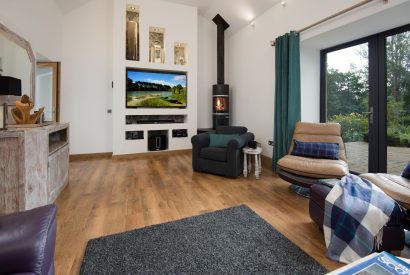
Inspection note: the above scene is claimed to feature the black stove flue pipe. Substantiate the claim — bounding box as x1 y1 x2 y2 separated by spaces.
212 14 230 129
212 14 230 85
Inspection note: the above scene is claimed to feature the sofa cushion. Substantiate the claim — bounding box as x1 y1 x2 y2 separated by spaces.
360 173 410 209
278 155 349 179
402 161 410 179
291 140 339 160
209 133 238 148
200 147 227 162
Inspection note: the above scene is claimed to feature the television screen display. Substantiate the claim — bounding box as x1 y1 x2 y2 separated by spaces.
126 68 187 108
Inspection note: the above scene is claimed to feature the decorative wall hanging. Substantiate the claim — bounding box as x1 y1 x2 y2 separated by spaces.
126 4 140 61
149 27 165 64
174 42 187 65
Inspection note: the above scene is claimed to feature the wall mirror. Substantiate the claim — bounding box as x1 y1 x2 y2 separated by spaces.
0 23 35 104
35 62 60 122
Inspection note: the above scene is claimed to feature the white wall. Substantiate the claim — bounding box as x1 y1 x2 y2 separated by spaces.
112 0 198 155
300 45 320 123
0 0 62 60
197 16 216 129
61 0 113 154
226 0 409 158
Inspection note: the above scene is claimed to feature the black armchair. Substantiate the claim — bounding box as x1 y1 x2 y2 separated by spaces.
191 126 255 178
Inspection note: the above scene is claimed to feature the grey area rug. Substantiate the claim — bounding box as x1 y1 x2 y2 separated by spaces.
80 205 326 274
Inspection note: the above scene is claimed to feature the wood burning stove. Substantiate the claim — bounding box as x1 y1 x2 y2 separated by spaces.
212 14 230 129
213 96 229 113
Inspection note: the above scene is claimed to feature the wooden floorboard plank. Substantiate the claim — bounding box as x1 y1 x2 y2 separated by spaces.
54 151 345 275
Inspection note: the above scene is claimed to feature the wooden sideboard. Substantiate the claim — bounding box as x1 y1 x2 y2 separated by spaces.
0 123 69 214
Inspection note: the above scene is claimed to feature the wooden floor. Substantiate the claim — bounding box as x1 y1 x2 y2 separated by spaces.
55 151 345 274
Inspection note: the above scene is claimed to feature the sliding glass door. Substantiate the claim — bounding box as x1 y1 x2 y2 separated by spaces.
323 42 370 173
385 30 410 174
321 24 410 174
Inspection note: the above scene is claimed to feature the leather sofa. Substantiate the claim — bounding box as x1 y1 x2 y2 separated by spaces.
191 126 255 178
0 204 57 275
309 184 405 252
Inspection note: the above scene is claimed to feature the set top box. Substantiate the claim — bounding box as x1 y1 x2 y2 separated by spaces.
126 68 187 109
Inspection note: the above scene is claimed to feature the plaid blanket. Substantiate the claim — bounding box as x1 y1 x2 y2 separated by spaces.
323 174 400 264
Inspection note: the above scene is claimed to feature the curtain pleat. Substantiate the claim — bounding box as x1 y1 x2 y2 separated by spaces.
272 31 301 172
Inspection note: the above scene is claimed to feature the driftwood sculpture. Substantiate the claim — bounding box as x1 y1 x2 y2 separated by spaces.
11 95 44 124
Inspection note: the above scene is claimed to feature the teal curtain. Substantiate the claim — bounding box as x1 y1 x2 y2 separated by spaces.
272 31 301 172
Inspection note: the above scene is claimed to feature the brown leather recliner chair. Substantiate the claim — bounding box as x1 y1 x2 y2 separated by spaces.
277 122 349 188
361 173 410 232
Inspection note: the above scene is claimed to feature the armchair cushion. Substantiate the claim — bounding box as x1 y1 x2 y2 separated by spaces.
200 147 227 162
209 133 239 148
278 155 349 179
360 173 410 209
291 140 339 160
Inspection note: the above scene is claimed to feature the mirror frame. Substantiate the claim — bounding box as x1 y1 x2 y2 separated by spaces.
0 22 36 103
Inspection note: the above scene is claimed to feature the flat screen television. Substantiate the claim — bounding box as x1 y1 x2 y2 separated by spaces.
126 68 187 108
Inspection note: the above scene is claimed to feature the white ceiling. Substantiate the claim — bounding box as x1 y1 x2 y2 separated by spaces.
162 0 281 35
53 0 281 35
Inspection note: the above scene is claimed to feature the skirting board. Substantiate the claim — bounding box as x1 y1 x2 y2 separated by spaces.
70 150 273 171
112 149 192 160
261 155 273 170
70 152 113 161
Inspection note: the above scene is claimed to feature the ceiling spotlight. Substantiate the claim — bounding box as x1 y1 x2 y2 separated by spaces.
250 22 255 28
130 6 136 10
281 1 287 6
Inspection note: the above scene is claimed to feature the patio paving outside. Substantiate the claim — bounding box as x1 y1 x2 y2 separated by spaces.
345 141 409 175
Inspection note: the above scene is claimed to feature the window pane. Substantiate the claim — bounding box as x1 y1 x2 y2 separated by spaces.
326 43 369 173
386 30 410 175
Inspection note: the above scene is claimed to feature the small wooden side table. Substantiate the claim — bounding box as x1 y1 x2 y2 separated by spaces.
242 146 262 179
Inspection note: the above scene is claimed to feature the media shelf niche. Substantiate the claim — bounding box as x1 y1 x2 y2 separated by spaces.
148 130 168 151
49 126 68 154
172 129 188 138
126 115 187 125
125 131 144 140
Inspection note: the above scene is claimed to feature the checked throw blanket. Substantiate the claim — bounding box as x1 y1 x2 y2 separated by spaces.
324 174 400 264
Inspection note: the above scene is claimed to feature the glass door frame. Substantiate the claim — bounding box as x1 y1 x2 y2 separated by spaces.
320 23 410 173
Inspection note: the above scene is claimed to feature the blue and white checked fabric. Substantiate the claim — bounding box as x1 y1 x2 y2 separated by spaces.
402 161 410 179
291 140 339 160
324 174 400 264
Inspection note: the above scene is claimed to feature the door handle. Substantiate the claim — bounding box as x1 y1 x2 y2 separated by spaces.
362 107 373 124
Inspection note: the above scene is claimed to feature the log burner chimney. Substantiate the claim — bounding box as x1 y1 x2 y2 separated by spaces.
212 14 230 129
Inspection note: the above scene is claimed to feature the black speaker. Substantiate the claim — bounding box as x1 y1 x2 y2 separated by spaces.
148 130 168 151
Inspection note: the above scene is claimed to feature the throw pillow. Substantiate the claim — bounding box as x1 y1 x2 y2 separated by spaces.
402 161 410 179
209 133 239 148
291 140 340 160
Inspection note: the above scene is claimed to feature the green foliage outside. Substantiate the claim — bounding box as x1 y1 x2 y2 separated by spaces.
329 113 368 142
326 31 410 147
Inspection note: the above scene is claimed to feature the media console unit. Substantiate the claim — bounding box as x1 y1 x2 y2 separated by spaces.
0 123 69 214
121 114 191 154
